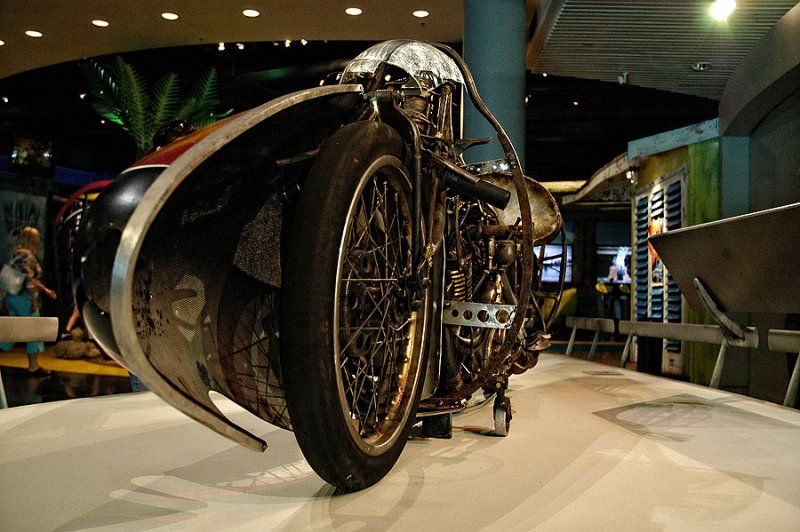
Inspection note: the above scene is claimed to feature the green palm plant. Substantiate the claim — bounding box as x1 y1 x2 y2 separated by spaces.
79 56 233 158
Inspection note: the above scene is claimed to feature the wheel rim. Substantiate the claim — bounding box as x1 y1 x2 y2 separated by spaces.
333 154 424 456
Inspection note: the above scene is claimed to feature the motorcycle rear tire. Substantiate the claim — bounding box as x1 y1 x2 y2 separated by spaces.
281 121 430 491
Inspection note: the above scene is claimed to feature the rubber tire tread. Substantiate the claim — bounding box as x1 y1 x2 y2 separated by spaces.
280 121 422 491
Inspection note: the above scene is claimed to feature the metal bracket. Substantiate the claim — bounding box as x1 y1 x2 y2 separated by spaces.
693 277 747 343
442 300 516 329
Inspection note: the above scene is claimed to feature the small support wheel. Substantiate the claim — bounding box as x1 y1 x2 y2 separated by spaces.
493 396 512 436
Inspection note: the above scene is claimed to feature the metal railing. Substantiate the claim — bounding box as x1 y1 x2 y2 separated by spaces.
563 316 799 407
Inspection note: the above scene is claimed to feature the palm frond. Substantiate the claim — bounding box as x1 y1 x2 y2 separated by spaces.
78 58 234 160
151 72 180 129
78 60 126 127
113 57 151 155
174 68 220 123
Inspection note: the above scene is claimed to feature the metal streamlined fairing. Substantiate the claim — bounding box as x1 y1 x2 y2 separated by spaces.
75 40 565 491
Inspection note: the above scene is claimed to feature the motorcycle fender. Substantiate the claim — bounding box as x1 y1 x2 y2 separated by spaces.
105 84 365 452
483 173 563 244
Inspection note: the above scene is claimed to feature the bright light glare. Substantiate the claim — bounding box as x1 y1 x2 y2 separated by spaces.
242 9 260 18
161 12 179 21
0 40 5 46
345 7 363 16
710 0 736 21
412 10 430 18
25 30 43 38
92 19 110 27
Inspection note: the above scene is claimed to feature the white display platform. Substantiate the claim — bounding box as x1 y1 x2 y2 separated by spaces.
2 354 799 531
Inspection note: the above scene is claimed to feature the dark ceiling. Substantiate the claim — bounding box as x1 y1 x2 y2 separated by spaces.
1 1 793 189
0 39 718 183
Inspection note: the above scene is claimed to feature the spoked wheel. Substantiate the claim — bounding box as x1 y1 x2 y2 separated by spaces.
281 121 431 491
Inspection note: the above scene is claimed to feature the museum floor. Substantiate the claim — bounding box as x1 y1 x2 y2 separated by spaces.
2 353 799 531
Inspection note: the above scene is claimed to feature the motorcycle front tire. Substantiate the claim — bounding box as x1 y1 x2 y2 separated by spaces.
281 121 431 491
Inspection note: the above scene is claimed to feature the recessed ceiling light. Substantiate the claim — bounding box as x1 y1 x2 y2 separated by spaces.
0 40 5 46
242 9 260 18
91 19 110 28
25 30 43 38
218 42 225 51
412 10 430 18
345 7 363 16
710 0 736 21
572 101 580 106
161 12 179 21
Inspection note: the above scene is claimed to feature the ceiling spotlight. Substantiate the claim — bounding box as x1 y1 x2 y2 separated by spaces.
25 30 43 38
242 9 260 18
0 40 5 46
301 39 308 46
412 10 430 18
218 42 225 51
542 73 548 78
345 7 363 16
284 39 292 47
236 43 245 50
691 61 713 72
2 96 9 103
710 0 736 21
161 12 179 21
572 101 580 106
79 93 86 100
91 19 110 28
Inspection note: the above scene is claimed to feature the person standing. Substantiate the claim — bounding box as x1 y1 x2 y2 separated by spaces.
0 226 57 374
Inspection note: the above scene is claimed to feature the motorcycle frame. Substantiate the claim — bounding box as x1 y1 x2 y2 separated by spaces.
358 43 540 399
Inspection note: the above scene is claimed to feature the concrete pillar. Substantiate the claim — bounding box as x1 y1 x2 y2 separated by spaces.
463 0 527 169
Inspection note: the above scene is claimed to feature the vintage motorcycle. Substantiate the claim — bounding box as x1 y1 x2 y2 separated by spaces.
74 40 565 491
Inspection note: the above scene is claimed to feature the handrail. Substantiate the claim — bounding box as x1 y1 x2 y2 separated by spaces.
0 317 59 343
618 320 758 347
564 316 616 361
562 316 797 407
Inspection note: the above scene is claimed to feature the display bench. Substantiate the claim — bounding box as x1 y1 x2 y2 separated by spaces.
2 354 799 530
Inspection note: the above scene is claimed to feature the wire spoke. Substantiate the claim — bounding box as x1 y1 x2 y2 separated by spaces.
336 170 415 439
